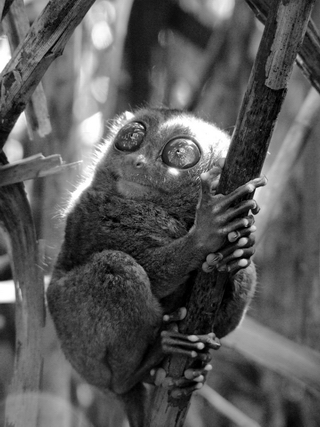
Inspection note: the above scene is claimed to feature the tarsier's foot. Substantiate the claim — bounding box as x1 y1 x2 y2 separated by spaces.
151 360 213 398
161 330 220 359
150 308 220 397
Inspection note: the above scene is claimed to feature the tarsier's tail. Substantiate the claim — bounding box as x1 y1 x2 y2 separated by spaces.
121 383 148 427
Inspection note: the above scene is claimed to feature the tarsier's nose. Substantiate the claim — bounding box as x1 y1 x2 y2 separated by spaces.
126 153 147 169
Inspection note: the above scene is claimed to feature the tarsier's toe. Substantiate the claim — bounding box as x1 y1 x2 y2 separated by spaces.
163 307 187 323
161 330 220 359
151 362 213 397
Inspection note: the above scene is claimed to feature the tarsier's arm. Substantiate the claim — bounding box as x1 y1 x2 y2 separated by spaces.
138 166 265 301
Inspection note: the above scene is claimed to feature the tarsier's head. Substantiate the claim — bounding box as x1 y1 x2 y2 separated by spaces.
91 108 230 210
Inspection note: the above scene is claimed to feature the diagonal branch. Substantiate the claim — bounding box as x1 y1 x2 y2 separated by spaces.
148 1 316 426
2 0 52 137
0 0 96 149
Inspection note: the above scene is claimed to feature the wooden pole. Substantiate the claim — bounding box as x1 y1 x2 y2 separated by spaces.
148 1 315 426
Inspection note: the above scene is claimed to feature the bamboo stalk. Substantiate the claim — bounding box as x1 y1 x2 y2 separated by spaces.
1 182 45 427
2 0 52 137
198 385 261 427
149 1 316 426
223 316 320 395
0 153 81 186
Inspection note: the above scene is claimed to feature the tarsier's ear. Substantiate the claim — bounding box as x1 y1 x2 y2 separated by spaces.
114 111 135 127
106 111 135 140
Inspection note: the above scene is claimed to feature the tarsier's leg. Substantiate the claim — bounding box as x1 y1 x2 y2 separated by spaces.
47 250 164 394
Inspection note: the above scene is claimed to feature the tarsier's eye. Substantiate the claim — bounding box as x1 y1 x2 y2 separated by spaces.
162 138 201 169
114 122 146 152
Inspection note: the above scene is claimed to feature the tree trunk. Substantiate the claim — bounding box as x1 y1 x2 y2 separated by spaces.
148 1 316 426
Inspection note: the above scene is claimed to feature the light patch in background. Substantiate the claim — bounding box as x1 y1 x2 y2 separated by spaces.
209 0 235 21
2 393 93 427
0 277 51 303
91 21 113 50
91 76 110 104
0 282 15 304
0 36 10 72
79 112 104 147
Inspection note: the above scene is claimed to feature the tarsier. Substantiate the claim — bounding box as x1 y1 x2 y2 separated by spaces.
47 107 266 427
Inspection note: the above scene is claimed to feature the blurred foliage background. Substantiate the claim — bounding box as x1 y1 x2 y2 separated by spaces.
1 0 320 426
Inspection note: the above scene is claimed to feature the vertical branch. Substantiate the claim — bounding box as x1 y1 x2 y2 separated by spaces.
149 1 315 426
0 182 45 427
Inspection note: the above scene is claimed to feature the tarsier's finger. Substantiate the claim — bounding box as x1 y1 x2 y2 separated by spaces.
221 258 251 275
187 332 221 350
170 382 203 399
161 330 219 359
217 157 226 169
222 215 255 236
251 200 261 215
151 367 167 386
163 307 187 323
224 200 259 222
217 248 255 270
221 235 256 258
228 224 256 243
152 361 213 390
184 363 212 381
202 236 255 273
200 172 220 194
218 176 267 209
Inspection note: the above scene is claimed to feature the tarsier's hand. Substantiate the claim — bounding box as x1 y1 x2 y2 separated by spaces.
194 158 266 269
202 224 257 275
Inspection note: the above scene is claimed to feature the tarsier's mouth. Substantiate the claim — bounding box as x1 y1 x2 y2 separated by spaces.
116 178 158 199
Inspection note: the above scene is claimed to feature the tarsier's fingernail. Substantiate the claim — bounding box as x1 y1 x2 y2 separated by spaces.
188 335 199 342
233 249 243 258
207 253 222 264
238 259 249 267
229 231 239 241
